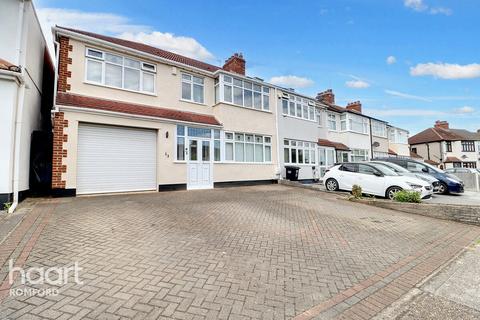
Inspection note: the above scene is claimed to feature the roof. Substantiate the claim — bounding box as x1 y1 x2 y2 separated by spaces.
410 151 423 159
444 156 462 163
409 127 480 145
317 139 350 151
56 26 221 73
56 93 221 126
388 148 397 155
323 101 385 122
0 58 20 72
424 159 439 166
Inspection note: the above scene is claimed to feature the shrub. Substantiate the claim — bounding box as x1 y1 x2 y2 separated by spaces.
351 185 362 199
393 190 421 203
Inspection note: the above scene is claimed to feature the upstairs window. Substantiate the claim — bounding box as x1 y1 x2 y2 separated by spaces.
445 141 452 152
280 94 316 121
328 113 337 130
462 141 475 152
181 73 204 103
220 75 270 111
348 114 369 134
372 120 387 138
85 48 156 94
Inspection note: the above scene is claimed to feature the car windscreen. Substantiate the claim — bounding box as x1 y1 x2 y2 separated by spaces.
370 163 399 176
373 162 409 173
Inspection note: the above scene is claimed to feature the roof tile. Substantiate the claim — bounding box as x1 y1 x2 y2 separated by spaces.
56 93 221 126
317 139 350 151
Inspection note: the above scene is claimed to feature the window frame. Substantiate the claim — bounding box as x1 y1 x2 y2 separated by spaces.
84 47 156 95
283 139 317 165
224 131 272 164
372 120 387 138
280 94 317 122
461 140 475 152
445 141 452 152
181 73 205 104
218 74 271 112
327 113 338 131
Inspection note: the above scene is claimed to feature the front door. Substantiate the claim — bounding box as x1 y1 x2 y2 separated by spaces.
187 138 213 189
319 147 336 177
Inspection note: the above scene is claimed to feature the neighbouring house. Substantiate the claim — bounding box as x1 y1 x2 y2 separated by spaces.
387 125 410 157
0 0 54 210
51 27 279 196
316 90 391 163
409 121 480 169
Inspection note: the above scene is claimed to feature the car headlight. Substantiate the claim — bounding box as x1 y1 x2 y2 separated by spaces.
407 182 423 189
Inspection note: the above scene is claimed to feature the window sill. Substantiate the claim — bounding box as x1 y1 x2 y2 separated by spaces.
83 81 157 97
214 101 272 114
281 114 317 123
180 99 207 106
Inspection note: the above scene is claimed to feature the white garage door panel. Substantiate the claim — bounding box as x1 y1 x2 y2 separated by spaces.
77 124 157 194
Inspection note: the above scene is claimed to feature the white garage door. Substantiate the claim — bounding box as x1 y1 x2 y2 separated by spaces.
77 123 157 195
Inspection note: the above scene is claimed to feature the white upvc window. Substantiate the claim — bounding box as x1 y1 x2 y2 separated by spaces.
280 94 316 122
340 114 347 131
388 128 409 144
85 48 156 94
348 114 369 134
372 120 387 138
351 149 369 162
328 113 337 130
224 132 272 163
175 125 221 162
181 73 204 103
283 139 317 165
220 74 270 111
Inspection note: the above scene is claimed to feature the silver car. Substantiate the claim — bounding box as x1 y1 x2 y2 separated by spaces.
370 161 440 192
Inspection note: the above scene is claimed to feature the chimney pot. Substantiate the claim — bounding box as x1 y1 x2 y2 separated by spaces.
316 89 335 104
223 53 245 75
434 120 449 129
346 101 362 113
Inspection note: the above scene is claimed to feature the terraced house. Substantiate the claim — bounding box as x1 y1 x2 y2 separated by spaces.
51 27 412 195
51 27 279 196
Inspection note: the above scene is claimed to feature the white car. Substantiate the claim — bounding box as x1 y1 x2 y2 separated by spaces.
324 162 434 199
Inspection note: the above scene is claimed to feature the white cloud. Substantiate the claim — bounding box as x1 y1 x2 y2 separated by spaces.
404 0 427 12
345 80 370 89
366 108 444 117
385 89 432 102
119 32 214 61
37 8 215 61
386 56 397 65
404 0 452 15
454 106 475 114
410 63 480 79
429 7 452 16
269 75 314 88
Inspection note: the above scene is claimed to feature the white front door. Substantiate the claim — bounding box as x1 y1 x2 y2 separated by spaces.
187 138 213 189
319 147 336 177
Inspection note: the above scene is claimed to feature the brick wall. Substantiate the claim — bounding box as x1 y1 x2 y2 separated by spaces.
52 112 68 189
57 36 72 92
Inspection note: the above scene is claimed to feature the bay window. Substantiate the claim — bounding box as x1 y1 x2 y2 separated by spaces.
219 74 270 111
283 139 316 165
85 48 156 94
225 132 272 163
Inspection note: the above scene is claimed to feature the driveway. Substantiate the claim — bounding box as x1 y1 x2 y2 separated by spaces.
0 185 479 320
428 191 480 206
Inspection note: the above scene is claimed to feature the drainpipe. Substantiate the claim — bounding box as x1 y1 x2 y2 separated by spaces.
426 143 431 160
51 40 60 113
369 119 373 159
9 0 27 213
274 88 282 180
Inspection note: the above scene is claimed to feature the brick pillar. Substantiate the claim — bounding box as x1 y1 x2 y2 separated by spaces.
58 36 72 92
52 112 68 189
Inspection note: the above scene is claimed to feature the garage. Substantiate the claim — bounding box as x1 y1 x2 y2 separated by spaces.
77 123 157 195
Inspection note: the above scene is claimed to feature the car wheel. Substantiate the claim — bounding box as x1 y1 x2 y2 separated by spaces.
325 178 339 191
438 182 449 194
386 186 402 200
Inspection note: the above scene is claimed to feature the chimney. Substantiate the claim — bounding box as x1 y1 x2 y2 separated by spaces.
434 120 449 129
222 53 245 75
316 89 335 104
346 101 362 113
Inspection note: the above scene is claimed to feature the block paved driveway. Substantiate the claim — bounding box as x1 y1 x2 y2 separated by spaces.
0 185 479 320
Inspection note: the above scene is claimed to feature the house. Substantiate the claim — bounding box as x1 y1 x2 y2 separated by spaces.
387 125 410 157
409 121 480 169
316 90 391 163
0 0 54 210
51 27 279 196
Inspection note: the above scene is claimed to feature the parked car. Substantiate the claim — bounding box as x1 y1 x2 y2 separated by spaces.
324 162 433 200
370 161 440 192
374 158 464 194
445 168 480 174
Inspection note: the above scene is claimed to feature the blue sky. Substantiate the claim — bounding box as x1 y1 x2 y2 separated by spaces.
35 0 480 134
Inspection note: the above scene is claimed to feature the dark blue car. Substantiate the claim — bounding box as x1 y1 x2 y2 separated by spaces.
373 158 464 194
